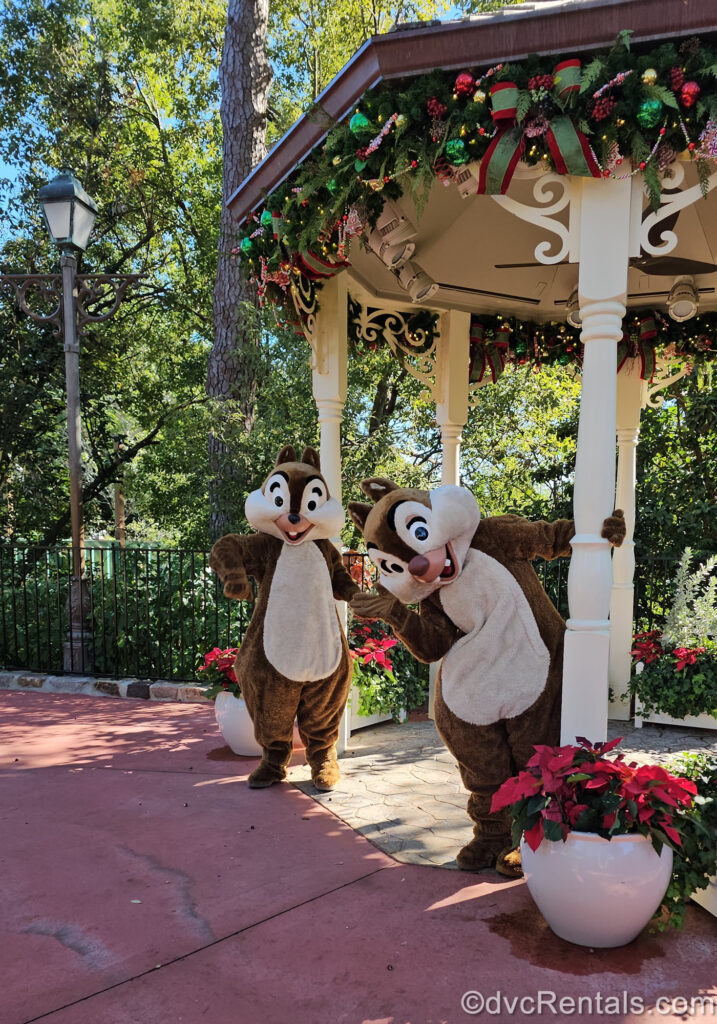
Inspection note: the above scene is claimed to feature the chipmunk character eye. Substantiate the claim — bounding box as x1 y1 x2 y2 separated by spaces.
266 472 290 510
407 516 429 543
301 478 327 516
366 545 405 575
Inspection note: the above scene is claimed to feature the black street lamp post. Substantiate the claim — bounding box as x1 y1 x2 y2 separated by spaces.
1 169 140 671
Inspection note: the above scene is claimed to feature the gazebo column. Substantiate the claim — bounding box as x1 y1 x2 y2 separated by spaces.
429 309 471 716
436 309 471 484
561 177 631 745
310 274 350 750
609 359 644 721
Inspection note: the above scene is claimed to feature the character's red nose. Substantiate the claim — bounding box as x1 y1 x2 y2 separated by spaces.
408 554 430 577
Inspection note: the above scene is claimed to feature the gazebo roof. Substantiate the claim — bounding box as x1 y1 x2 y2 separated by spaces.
228 0 717 226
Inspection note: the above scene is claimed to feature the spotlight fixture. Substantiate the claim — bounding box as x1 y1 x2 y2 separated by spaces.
368 202 417 270
566 286 581 329
667 276 699 322
397 260 439 303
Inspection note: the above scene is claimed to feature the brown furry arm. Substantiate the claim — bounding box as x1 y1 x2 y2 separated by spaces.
483 514 575 561
324 543 361 603
208 534 266 601
349 589 458 663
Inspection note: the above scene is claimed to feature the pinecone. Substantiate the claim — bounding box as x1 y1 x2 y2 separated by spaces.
670 66 685 92
592 95 616 121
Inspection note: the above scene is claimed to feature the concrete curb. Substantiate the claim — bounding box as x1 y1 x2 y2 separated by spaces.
0 670 212 704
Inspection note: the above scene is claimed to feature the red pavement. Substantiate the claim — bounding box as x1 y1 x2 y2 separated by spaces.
1 691 715 1024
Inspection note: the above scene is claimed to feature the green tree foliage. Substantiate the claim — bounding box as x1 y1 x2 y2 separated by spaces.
0 0 225 543
636 367 717 559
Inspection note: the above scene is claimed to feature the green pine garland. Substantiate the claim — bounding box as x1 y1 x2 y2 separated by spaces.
238 33 717 290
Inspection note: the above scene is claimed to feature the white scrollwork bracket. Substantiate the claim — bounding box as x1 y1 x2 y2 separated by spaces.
644 355 691 409
640 162 717 257
349 297 440 391
289 273 324 372
492 173 574 264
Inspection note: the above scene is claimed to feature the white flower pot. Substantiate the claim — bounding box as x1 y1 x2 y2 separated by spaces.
214 692 262 756
520 831 673 948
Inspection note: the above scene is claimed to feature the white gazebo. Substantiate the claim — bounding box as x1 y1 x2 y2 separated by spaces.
227 0 717 748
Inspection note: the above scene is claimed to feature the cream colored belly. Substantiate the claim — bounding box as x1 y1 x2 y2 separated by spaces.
263 543 343 682
438 548 550 725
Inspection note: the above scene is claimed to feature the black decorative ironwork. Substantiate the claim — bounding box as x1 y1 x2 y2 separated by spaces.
0 272 142 335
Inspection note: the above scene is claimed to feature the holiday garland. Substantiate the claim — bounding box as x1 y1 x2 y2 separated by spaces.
236 32 717 307
347 302 715 380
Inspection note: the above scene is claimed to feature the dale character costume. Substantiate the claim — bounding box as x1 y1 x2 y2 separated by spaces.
209 445 358 791
348 479 625 875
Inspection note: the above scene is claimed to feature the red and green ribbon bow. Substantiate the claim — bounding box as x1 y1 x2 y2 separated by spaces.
295 249 350 281
617 316 658 381
469 322 508 384
477 59 601 195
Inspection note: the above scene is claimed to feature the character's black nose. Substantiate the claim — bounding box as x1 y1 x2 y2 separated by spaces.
287 513 301 525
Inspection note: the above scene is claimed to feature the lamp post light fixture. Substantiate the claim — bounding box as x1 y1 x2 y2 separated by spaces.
0 169 140 671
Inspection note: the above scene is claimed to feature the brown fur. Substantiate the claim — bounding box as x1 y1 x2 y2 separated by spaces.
349 483 625 871
210 449 358 788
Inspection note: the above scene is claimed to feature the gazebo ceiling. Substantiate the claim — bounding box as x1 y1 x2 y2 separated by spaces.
346 161 717 320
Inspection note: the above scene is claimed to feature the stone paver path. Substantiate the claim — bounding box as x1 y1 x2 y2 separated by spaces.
289 716 717 868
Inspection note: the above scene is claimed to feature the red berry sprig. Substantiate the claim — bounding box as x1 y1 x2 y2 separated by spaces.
592 95 616 121
670 66 686 92
427 97 447 120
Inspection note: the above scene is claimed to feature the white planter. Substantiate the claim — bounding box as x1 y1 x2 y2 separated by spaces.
214 692 262 756
348 683 405 732
692 875 717 918
520 831 673 948
634 703 717 731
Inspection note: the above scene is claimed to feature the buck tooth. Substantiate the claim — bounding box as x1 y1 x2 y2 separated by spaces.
444 558 450 566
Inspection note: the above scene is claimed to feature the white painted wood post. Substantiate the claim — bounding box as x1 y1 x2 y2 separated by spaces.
311 275 350 752
561 177 631 745
609 358 644 721
429 310 471 717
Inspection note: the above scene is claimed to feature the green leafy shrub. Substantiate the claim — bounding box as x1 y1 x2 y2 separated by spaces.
629 549 717 720
660 752 717 929
349 617 428 721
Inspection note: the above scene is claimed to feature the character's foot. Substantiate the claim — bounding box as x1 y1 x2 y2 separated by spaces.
247 761 286 789
456 837 503 872
311 759 340 791
496 845 523 879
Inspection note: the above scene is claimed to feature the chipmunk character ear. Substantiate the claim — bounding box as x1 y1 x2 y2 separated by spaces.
300 446 321 470
360 478 399 503
348 502 372 533
275 445 297 466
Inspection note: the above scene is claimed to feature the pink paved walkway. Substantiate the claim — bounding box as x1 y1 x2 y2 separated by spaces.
1 691 715 1024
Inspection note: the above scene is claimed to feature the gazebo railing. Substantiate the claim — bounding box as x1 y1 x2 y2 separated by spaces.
0 545 693 682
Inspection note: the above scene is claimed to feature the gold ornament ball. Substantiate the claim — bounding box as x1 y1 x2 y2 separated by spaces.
641 67 658 86
473 89 486 104
332 155 341 166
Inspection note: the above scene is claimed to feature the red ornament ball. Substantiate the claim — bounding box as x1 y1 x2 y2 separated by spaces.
659 127 666 136
383 175 390 184
639 161 647 171
680 81 701 108
454 72 475 98
688 142 696 151
410 159 418 168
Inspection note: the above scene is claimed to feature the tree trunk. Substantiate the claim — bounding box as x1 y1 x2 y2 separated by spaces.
208 0 272 540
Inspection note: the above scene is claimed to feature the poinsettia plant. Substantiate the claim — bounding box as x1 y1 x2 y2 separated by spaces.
196 646 241 699
348 617 427 721
491 737 697 855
